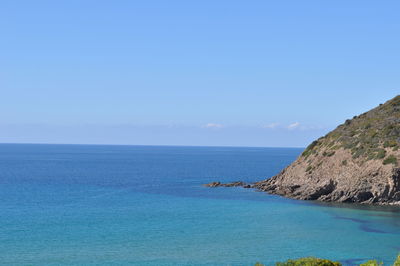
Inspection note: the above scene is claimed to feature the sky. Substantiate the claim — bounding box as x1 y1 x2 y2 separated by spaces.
1 0 399 147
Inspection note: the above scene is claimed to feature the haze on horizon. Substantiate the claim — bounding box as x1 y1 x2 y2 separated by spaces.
1 1 399 147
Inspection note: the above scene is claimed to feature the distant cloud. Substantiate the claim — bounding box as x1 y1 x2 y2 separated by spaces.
263 123 279 129
203 123 224 129
287 122 300 130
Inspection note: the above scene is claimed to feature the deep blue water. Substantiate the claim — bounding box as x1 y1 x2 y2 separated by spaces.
0 144 399 265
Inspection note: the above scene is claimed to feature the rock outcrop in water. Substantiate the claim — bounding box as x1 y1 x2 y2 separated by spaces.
254 95 400 205
204 181 251 188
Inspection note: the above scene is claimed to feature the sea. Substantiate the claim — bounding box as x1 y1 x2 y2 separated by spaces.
0 144 399 265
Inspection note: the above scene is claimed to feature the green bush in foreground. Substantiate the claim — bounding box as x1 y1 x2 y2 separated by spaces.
360 260 382 266
255 258 341 266
255 254 400 266
276 258 341 266
393 255 400 266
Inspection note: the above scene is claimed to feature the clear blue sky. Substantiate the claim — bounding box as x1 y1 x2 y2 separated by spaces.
1 0 399 147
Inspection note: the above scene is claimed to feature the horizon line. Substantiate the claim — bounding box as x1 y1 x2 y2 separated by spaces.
0 142 306 149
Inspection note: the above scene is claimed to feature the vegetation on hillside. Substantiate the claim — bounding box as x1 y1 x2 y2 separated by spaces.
301 95 400 166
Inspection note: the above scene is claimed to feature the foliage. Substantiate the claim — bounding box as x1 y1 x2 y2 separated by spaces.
302 140 319 158
384 140 398 148
254 254 400 266
323 151 335 157
359 260 382 266
275 257 341 266
383 155 398 165
375 149 387 159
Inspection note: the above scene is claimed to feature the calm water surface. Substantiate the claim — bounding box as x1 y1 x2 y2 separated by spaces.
0 144 399 265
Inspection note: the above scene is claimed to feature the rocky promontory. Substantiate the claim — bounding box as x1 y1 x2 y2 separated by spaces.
205 96 400 205
254 95 400 205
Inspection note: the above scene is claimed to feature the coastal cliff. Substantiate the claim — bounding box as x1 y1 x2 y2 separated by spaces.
254 95 400 205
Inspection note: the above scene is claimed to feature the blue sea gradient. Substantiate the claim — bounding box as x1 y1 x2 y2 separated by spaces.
0 144 399 265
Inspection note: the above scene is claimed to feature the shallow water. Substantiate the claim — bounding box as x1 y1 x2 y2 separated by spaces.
0 144 399 265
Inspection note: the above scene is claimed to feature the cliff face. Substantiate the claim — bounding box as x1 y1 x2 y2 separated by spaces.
255 95 400 205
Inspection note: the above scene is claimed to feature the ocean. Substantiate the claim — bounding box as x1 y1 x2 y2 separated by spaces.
0 144 399 265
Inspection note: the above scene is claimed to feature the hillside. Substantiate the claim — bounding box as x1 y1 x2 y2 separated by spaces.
254 95 400 204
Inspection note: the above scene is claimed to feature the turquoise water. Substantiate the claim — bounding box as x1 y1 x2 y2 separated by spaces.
0 144 399 265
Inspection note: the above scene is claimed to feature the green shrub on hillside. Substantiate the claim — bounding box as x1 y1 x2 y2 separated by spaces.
323 151 335 157
306 165 313 173
384 140 398 148
383 155 398 165
302 141 319 158
375 149 387 159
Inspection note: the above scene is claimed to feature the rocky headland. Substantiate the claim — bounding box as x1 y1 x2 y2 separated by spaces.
207 95 400 205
